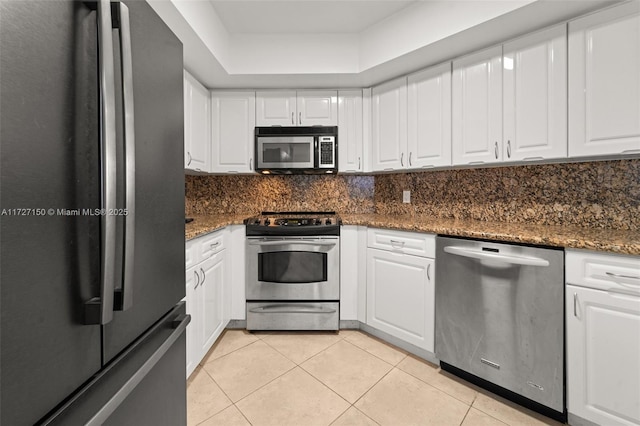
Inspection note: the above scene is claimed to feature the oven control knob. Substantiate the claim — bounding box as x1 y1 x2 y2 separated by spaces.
314 219 322 225
325 218 332 225
253 219 260 225
265 219 271 225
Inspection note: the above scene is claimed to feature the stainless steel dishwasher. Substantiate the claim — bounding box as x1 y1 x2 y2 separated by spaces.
435 236 565 421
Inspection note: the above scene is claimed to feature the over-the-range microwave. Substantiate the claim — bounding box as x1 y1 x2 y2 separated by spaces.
255 126 337 174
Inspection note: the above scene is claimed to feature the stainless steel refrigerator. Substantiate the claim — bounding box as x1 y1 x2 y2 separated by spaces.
1 1 187 424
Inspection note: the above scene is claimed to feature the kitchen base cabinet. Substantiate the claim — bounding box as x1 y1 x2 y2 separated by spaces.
340 225 367 322
185 230 229 378
566 250 640 426
366 229 435 353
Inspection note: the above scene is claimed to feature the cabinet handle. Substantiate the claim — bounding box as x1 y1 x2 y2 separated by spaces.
400 153 404 167
427 263 431 281
291 112 294 125
507 140 511 158
250 158 253 170
358 157 361 170
299 112 302 125
494 142 499 159
194 270 200 289
200 267 206 285
573 292 578 317
409 152 412 166
606 271 640 282
390 239 405 250
187 151 192 166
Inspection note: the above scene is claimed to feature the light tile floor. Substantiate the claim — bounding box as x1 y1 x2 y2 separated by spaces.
188 329 564 426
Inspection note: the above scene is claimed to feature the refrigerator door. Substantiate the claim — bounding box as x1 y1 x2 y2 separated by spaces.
101 0 185 363
42 303 189 426
0 2 103 425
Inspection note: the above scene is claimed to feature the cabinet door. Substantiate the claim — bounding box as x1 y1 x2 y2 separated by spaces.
211 91 256 173
256 91 297 126
568 2 640 157
566 285 640 426
367 248 434 352
185 266 199 378
198 251 225 357
452 46 503 165
298 90 337 126
407 62 452 169
372 77 408 171
504 24 567 162
185 72 211 172
338 90 364 173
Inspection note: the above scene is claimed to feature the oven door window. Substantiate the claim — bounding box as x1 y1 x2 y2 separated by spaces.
258 251 327 283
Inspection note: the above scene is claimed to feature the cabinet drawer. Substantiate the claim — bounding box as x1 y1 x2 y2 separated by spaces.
197 230 226 261
367 228 435 258
566 249 640 293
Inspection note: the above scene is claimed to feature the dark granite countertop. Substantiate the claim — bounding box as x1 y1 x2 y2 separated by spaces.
185 213 640 255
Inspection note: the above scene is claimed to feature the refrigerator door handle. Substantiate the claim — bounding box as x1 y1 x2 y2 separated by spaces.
85 0 117 325
115 1 136 312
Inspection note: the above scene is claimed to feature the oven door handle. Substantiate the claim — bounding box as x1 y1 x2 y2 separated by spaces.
443 246 550 267
249 304 337 314
248 240 337 247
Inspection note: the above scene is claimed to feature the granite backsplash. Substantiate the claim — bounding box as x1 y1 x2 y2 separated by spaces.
375 159 640 231
185 174 375 215
186 159 639 231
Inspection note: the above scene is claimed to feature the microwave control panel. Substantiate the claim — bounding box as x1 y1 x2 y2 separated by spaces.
318 136 335 168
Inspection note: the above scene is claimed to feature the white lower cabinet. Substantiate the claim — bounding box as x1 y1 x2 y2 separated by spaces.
185 229 230 378
366 229 435 352
566 250 640 426
340 226 367 322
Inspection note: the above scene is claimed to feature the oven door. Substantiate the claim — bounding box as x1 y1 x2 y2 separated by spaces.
246 237 339 300
257 136 315 170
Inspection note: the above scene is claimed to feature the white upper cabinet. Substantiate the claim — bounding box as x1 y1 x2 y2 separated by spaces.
503 24 567 162
211 91 256 173
568 2 640 158
452 46 503 166
256 90 337 126
372 77 408 171
184 71 211 173
338 90 364 173
297 90 338 126
407 62 452 169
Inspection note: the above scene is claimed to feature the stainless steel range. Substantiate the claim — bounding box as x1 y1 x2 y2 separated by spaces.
244 212 341 330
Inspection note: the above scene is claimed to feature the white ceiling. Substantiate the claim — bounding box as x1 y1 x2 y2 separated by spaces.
209 0 417 34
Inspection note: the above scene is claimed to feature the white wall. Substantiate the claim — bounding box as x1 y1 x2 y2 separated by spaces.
359 0 534 71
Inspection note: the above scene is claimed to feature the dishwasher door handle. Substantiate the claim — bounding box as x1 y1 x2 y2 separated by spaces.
443 246 550 267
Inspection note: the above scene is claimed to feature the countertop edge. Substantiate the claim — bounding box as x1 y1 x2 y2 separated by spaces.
185 214 640 256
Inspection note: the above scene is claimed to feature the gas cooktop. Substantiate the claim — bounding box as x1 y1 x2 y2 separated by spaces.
244 211 341 236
